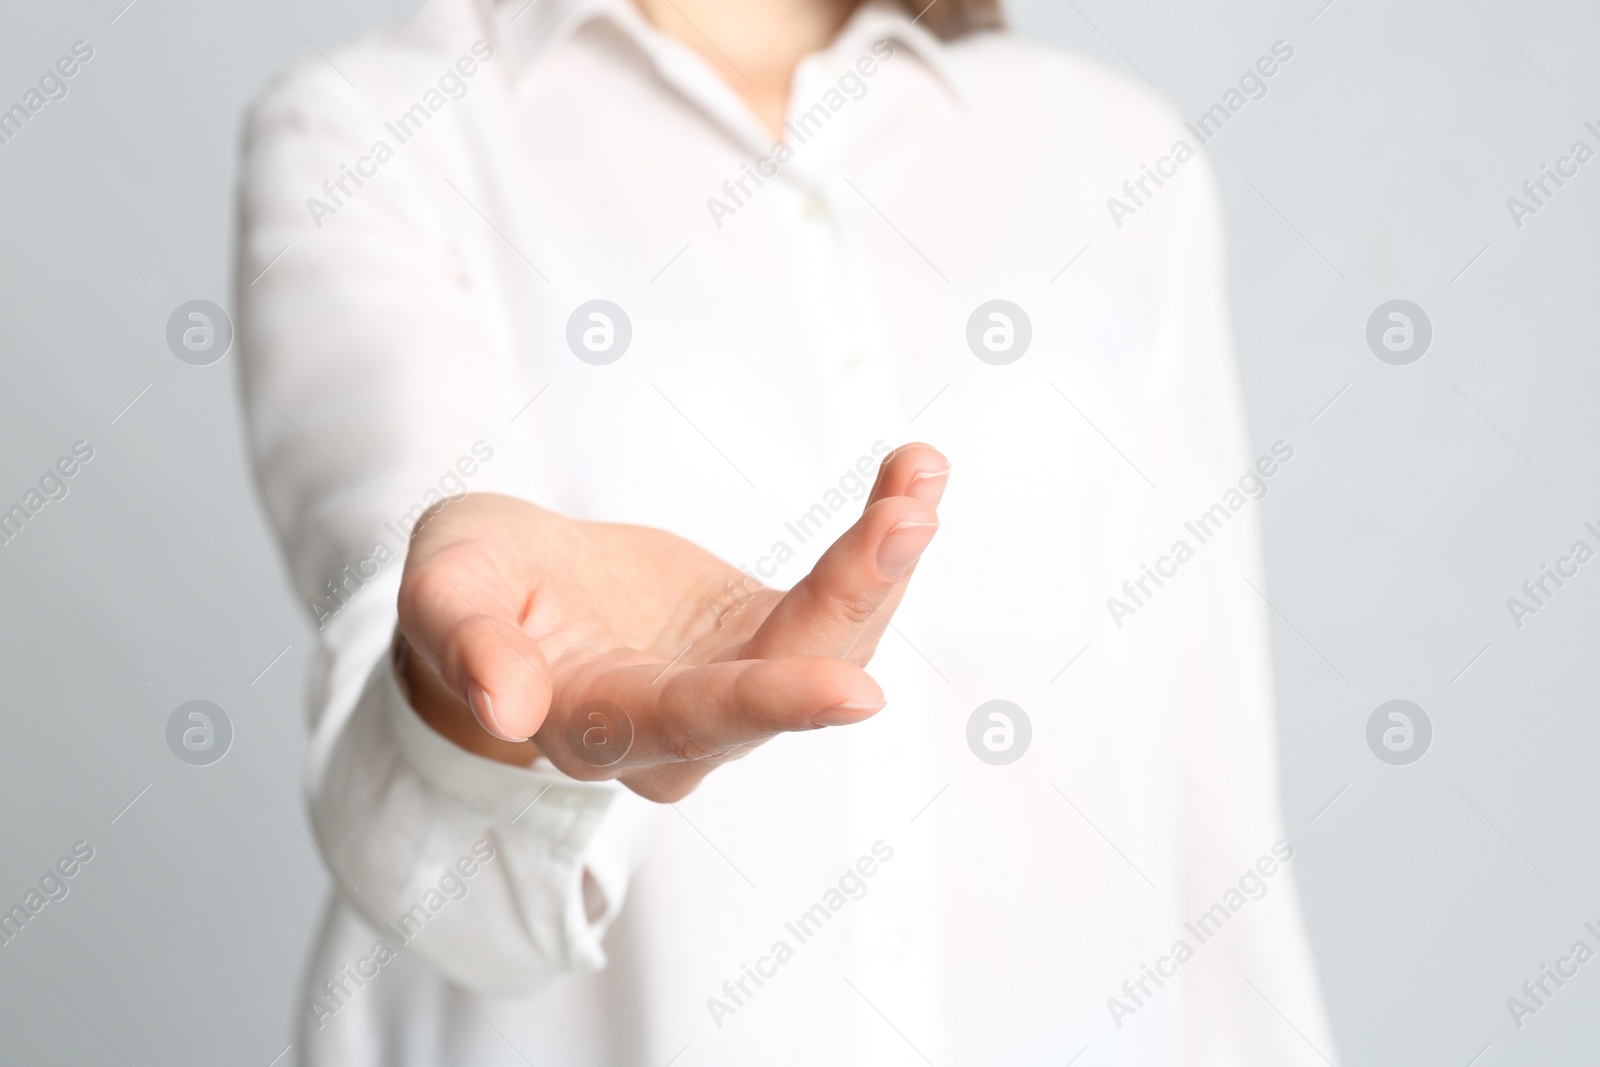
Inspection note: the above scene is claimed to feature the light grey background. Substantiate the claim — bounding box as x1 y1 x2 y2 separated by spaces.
1 0 1596 1064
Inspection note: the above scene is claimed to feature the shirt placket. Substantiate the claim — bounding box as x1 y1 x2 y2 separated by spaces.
783 47 947 1067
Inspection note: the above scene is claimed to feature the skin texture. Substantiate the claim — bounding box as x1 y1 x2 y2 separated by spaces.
400 444 949 802
631 0 857 138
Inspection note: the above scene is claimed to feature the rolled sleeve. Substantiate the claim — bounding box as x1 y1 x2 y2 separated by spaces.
312 639 655 994
237 58 654 997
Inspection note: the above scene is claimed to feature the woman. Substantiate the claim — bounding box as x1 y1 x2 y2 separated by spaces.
237 0 1336 1063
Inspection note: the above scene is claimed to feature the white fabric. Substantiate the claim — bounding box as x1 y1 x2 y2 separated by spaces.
235 0 1337 1063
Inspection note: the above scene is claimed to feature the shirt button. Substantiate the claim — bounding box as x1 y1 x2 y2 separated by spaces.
838 351 869 377
803 188 829 220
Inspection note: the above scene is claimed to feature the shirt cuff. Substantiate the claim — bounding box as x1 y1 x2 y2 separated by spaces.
381 646 644 977
385 646 617 823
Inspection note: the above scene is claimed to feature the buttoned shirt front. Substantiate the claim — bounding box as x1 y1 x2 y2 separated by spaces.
236 1 1336 1064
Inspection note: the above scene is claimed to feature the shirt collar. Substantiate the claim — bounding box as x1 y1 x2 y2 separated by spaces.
833 0 970 104
486 0 653 71
484 0 970 105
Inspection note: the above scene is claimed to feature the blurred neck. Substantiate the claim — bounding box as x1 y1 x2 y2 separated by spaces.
632 0 857 137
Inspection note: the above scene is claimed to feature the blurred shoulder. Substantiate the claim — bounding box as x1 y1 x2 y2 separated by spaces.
243 1 500 142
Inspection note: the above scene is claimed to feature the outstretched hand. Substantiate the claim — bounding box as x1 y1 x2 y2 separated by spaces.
396 443 948 802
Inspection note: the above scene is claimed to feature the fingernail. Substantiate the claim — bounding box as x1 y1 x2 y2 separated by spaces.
469 683 527 743
812 701 884 727
877 520 938 577
906 465 951 507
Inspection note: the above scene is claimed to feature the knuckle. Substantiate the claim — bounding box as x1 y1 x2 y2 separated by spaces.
663 730 723 763
444 612 498 654
800 573 877 627
398 552 463 607
396 565 447 625
821 585 878 627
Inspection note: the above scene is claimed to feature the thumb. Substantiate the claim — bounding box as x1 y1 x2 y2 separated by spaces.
741 443 947 663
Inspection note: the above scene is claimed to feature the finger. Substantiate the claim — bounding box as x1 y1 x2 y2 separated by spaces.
868 441 951 508
618 657 887 802
741 445 948 663
538 655 883 779
658 655 885 743
397 543 555 743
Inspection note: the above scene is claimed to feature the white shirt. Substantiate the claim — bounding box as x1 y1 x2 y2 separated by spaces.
236 1 1336 1063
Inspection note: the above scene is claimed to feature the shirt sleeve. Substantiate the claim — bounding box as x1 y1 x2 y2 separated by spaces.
234 59 656 995
1143 158 1339 1065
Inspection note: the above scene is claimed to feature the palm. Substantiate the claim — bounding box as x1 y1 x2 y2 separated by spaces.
398 444 947 801
524 519 779 669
